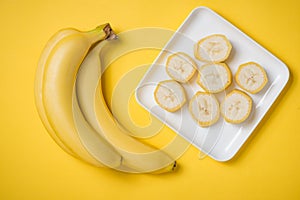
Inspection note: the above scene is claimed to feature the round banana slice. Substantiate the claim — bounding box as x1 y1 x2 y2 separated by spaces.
221 90 252 124
197 63 232 93
189 92 220 127
166 52 197 83
154 80 186 112
235 62 268 94
194 34 232 62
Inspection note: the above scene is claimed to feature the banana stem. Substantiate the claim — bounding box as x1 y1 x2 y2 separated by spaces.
87 23 118 44
102 24 118 40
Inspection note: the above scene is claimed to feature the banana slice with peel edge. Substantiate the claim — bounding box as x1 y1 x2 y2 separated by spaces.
235 62 268 94
166 52 197 83
197 63 232 93
221 89 252 124
194 34 232 63
189 92 220 127
154 80 186 112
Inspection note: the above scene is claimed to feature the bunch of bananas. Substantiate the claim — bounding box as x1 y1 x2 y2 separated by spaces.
34 23 177 173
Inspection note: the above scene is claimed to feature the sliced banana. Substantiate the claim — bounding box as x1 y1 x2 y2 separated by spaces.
189 92 220 127
235 62 268 94
197 63 232 93
154 80 186 112
166 52 197 83
194 34 232 62
221 90 252 124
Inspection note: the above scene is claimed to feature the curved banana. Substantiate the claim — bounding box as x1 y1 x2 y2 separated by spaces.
75 41 177 173
95 74 176 173
35 24 122 167
35 28 78 157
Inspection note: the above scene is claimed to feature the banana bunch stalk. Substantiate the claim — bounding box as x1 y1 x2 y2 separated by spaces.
35 24 177 173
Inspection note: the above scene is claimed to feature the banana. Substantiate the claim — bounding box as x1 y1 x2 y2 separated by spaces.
189 92 220 127
35 24 122 167
154 80 186 112
72 87 123 168
75 41 177 173
235 62 268 94
220 89 252 124
36 24 178 173
35 29 78 157
194 34 232 62
166 52 197 83
197 63 232 93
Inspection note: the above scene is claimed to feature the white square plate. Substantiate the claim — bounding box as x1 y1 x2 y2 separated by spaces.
135 6 289 161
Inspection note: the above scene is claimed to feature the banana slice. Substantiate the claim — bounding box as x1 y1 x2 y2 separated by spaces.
194 34 232 62
235 62 268 94
166 52 197 83
221 90 252 124
154 80 186 112
189 92 220 127
197 63 232 93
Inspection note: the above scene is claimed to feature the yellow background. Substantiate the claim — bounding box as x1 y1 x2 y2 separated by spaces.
1 0 300 199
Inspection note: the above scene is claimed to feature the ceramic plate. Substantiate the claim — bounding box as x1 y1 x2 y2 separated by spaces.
135 7 289 161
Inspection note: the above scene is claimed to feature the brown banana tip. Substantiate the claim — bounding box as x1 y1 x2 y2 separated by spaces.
172 161 177 171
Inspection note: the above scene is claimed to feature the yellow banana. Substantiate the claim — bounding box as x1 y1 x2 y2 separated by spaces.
35 24 121 167
36 24 177 173
35 28 79 157
95 84 177 172
75 41 177 173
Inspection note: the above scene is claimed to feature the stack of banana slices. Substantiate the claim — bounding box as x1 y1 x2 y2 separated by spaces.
34 24 178 174
155 34 268 127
